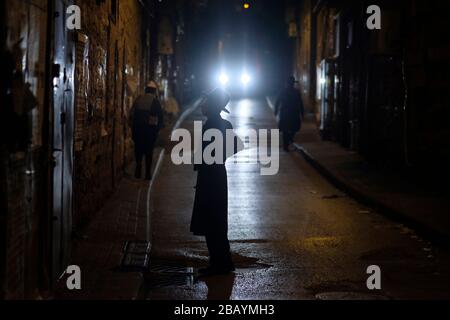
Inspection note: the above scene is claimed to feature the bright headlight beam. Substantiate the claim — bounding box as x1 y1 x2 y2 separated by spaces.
241 73 251 85
219 73 229 86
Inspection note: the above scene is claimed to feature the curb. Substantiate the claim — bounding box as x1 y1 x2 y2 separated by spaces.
134 98 202 299
294 143 450 248
143 98 203 245
266 96 276 112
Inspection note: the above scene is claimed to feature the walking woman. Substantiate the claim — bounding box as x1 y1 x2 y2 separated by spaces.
191 88 239 276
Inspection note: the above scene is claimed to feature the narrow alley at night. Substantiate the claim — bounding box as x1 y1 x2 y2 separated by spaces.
2 0 450 315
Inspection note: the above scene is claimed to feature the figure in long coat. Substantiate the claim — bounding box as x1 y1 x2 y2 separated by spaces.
129 81 164 180
191 88 241 276
275 76 304 151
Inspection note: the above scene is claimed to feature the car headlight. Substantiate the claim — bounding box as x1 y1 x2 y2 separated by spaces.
241 73 251 85
219 73 229 86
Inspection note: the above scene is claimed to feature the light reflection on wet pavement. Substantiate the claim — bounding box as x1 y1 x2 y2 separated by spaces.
141 97 450 300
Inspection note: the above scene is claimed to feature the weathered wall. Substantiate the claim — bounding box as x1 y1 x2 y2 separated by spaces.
0 0 155 299
2 0 50 299
293 0 450 169
294 0 314 113
73 0 148 229
293 0 338 120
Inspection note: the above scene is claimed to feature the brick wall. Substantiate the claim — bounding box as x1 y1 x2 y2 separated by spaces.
293 0 314 113
73 0 150 229
292 1 450 167
5 155 27 299
2 0 50 299
1 0 154 299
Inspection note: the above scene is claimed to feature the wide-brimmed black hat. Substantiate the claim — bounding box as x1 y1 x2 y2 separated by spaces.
202 87 230 114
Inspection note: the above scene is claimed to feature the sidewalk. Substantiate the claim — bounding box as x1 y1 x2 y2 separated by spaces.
294 116 450 245
55 172 152 299
55 99 202 299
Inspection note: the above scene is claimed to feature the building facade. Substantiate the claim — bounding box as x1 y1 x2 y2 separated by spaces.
289 0 450 169
0 0 190 299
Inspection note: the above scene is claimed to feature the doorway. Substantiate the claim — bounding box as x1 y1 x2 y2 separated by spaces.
51 0 75 284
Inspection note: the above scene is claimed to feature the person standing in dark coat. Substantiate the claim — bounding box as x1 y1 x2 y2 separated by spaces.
275 76 305 151
191 88 240 277
129 81 164 180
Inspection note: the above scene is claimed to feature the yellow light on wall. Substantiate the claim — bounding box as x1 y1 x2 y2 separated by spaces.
243 3 250 9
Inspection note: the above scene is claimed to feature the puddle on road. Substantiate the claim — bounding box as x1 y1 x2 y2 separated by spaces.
232 253 273 269
301 236 342 249
359 246 422 262
230 239 270 244
307 280 390 300
141 253 272 294
315 291 389 300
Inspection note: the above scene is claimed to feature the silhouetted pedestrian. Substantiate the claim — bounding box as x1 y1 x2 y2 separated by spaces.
191 88 239 276
129 81 164 180
275 76 304 151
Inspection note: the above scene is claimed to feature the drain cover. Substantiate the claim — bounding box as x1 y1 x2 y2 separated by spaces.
144 273 194 289
149 263 194 275
143 261 194 289
123 240 151 254
120 240 152 270
121 252 150 269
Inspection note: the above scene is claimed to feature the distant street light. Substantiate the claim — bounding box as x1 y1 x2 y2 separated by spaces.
243 3 250 9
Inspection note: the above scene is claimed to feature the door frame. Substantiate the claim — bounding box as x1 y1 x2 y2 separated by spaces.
51 0 75 285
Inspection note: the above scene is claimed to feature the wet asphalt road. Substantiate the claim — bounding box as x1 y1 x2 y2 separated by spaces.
142 97 450 300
